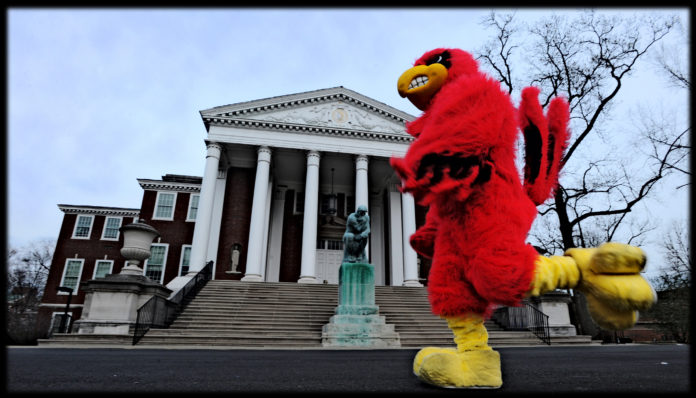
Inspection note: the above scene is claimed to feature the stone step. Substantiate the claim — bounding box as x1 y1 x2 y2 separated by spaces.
38 333 134 346
46 280 593 348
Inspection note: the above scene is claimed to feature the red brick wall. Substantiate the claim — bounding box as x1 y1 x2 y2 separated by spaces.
38 213 138 334
141 190 196 282
279 189 303 282
215 167 254 280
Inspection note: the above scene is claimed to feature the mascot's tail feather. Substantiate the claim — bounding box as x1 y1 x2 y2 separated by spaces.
518 86 570 206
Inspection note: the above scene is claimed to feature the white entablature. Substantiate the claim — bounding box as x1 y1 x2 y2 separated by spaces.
200 87 416 157
57 204 140 217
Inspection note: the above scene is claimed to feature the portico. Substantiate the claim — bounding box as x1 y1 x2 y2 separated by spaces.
187 87 423 287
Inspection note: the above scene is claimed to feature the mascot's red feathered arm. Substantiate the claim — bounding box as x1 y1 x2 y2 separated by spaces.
518 86 570 205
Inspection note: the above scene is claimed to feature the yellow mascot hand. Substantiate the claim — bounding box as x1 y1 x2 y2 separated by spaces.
565 242 657 330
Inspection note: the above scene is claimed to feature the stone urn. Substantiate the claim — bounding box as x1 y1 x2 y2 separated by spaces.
119 219 160 275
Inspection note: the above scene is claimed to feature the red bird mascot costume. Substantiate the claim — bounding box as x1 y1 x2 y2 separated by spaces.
390 48 656 389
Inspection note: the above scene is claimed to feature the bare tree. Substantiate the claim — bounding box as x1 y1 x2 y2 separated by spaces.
652 19 690 91
477 11 684 253
6 239 55 344
644 221 690 342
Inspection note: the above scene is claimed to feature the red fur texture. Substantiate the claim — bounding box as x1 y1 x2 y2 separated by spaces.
391 48 568 318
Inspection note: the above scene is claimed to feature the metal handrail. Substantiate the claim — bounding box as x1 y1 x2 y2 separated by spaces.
492 300 551 345
132 261 213 345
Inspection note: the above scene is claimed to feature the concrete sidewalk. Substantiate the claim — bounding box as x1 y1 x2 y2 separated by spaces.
6 344 689 392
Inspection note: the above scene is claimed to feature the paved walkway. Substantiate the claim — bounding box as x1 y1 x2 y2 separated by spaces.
6 344 689 392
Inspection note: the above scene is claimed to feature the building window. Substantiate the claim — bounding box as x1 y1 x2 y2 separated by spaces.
317 239 344 250
294 191 305 214
186 194 200 222
144 244 168 283
59 259 84 293
93 260 114 279
153 192 176 220
179 245 192 276
101 217 122 240
50 311 74 335
72 215 94 239
346 195 355 216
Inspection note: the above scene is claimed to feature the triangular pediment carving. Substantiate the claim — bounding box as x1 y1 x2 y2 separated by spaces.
200 87 416 140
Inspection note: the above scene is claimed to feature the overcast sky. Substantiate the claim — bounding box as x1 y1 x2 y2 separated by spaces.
7 8 689 279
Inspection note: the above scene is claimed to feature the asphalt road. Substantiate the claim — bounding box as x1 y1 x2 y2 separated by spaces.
6 344 690 393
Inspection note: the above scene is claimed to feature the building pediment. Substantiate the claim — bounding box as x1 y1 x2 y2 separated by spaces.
200 87 416 144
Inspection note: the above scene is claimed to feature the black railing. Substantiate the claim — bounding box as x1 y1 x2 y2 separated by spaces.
492 300 551 345
132 261 213 345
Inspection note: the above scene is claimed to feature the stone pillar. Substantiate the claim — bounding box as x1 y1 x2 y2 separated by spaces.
75 274 171 335
242 146 272 282
533 292 578 337
259 178 273 280
355 154 369 261
188 142 222 274
401 192 423 287
266 185 287 282
298 150 321 283
388 184 404 286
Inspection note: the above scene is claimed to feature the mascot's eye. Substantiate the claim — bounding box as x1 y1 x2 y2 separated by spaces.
426 51 451 69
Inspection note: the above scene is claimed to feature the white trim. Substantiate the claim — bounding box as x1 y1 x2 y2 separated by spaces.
71 215 94 239
179 245 192 276
200 87 415 123
144 243 169 284
59 258 84 293
186 194 200 222
137 179 201 192
207 125 411 158
39 303 84 308
153 191 177 221
58 204 139 217
100 216 123 241
92 259 114 279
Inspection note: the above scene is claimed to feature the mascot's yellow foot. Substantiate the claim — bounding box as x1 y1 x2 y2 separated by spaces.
417 349 502 389
413 347 457 375
567 242 656 330
414 315 502 389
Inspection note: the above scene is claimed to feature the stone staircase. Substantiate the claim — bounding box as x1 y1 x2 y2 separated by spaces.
40 280 596 348
135 280 585 347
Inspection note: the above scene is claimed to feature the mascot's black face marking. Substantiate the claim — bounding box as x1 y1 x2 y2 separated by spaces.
425 50 451 69
416 152 491 187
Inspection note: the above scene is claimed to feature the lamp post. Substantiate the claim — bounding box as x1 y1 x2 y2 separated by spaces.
327 167 337 215
56 286 74 333
119 219 160 276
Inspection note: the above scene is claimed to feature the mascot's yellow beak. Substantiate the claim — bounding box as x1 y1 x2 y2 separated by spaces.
397 63 448 111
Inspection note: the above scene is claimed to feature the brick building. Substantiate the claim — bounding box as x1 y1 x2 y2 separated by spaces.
37 87 430 335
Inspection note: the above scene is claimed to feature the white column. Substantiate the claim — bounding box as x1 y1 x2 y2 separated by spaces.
355 154 369 261
242 146 272 282
206 168 228 278
188 142 222 274
369 193 385 285
260 178 273 280
298 150 321 283
388 184 404 286
401 192 423 287
266 185 287 283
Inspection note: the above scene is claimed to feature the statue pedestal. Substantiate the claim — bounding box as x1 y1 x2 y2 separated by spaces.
534 291 578 337
73 273 171 335
322 263 400 347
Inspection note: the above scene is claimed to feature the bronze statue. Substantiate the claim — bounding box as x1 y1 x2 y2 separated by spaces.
342 205 370 263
